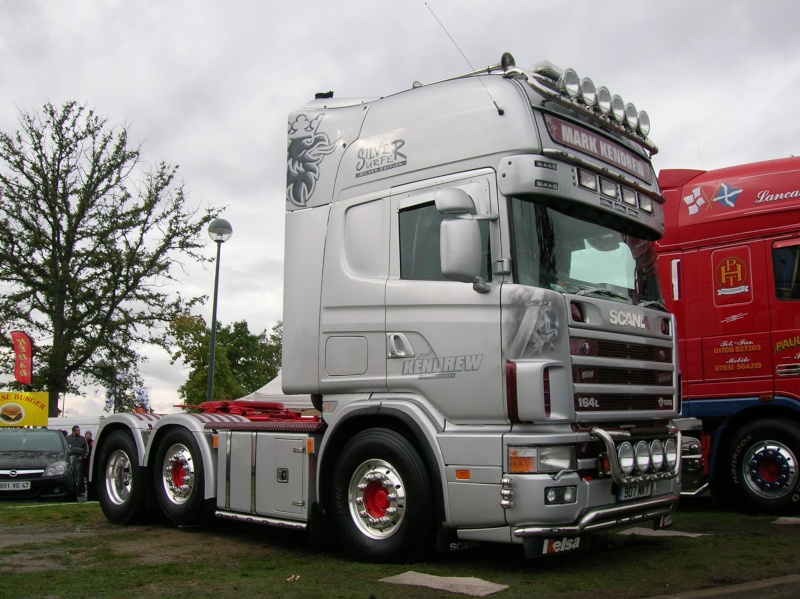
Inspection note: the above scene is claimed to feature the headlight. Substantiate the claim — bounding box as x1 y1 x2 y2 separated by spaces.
650 439 665 471
638 110 651 137
611 95 626 122
539 446 576 473
664 438 679 469
508 446 575 474
558 68 580 98
577 168 598 191
624 102 639 130
596 86 612 115
579 77 596 106
620 187 637 206
634 440 651 473
599 178 618 198
638 195 654 214
617 441 634 475
44 461 68 477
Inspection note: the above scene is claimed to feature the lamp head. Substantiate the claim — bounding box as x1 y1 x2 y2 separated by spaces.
208 218 233 243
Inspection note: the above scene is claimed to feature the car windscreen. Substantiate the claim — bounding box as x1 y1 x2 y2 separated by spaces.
0 431 65 452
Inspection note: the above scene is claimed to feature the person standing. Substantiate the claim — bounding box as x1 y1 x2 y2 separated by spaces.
66 426 88 499
83 430 94 495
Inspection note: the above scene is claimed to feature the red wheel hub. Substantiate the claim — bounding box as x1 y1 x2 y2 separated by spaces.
758 459 781 483
171 462 187 488
363 481 389 517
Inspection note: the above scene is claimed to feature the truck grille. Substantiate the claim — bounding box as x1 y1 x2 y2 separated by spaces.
570 337 672 362
570 335 676 416
574 393 676 412
572 366 672 386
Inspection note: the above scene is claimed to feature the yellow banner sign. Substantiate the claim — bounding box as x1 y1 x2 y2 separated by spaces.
0 392 49 427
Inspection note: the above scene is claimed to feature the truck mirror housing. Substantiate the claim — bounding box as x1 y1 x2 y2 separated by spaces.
435 188 475 215
440 217 482 282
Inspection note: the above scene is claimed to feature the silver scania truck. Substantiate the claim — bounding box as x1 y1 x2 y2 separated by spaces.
92 53 681 562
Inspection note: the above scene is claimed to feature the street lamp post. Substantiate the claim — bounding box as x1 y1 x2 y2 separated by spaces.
206 218 233 403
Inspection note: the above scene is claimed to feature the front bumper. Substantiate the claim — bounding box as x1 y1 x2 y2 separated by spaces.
0 476 74 500
512 492 678 537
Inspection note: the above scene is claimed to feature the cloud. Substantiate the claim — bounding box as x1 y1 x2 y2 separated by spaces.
2 0 799 417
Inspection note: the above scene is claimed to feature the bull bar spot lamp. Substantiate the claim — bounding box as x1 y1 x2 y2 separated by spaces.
206 218 233 403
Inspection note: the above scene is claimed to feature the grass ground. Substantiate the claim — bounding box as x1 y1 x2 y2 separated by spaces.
0 497 798 599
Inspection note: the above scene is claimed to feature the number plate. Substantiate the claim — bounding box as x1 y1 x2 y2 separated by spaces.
0 481 31 491
618 482 652 501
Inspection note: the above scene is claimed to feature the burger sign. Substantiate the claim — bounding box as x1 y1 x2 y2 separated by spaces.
0 403 24 424
0 393 48 427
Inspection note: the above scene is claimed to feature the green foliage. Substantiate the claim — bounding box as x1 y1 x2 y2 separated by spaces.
167 313 282 405
0 101 217 415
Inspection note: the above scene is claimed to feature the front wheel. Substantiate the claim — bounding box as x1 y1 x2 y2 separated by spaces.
332 428 433 562
726 419 800 514
96 430 146 525
153 428 214 525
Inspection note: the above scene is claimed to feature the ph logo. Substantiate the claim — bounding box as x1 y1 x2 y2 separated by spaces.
716 257 747 288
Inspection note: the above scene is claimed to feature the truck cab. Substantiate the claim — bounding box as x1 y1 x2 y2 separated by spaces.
282 54 681 558
656 157 800 513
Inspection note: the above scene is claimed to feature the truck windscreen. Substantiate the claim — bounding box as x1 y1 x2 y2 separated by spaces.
509 197 661 304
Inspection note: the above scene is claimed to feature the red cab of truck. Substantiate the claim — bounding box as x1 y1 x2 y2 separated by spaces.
656 157 800 513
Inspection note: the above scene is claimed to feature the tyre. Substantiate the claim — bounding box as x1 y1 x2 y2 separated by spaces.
332 428 433 562
726 419 800 514
153 428 214 525
97 430 146 525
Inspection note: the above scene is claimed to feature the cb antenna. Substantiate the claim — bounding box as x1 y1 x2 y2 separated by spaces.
424 2 505 115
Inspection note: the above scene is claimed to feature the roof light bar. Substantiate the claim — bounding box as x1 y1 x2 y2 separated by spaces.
525 59 655 150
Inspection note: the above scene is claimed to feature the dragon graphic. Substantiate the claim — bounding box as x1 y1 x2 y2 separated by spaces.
286 113 340 207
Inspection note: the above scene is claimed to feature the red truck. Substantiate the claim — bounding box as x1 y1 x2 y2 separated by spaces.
655 156 800 513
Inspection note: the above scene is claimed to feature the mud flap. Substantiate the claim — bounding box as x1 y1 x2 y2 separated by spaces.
307 501 332 548
435 527 481 553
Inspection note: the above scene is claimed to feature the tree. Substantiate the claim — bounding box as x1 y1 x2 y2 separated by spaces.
167 313 282 406
0 101 217 416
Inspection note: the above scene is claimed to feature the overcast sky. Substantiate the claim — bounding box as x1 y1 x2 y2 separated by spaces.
2 0 798 418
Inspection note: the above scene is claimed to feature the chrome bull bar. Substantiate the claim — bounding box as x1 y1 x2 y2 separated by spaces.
513 493 678 537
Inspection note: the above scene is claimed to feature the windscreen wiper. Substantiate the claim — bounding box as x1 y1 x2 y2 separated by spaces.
576 287 631 302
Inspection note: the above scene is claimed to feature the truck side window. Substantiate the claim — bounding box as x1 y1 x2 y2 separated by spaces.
773 243 800 300
399 202 490 281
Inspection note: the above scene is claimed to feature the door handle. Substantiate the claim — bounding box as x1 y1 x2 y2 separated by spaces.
387 333 414 358
776 364 800 377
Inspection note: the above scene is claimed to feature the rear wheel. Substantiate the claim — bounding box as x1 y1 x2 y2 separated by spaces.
332 428 433 562
153 428 214 525
726 419 800 514
97 430 146 525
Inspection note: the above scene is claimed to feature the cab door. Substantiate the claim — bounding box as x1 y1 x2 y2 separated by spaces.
385 174 503 424
682 241 774 398
770 238 800 399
